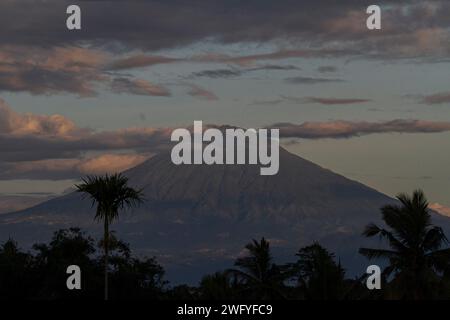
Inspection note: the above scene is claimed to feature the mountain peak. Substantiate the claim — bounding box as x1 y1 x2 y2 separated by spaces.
0 147 395 283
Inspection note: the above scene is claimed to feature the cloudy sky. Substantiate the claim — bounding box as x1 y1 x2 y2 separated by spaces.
1 0 450 213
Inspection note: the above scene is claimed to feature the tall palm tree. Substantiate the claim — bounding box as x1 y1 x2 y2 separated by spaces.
359 189 450 299
76 173 143 300
228 238 288 299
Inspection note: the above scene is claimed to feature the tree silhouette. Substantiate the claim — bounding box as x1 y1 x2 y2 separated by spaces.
228 238 288 299
76 173 143 300
199 271 240 300
293 243 346 299
0 228 165 299
359 190 450 299
103 232 166 299
0 239 34 298
33 228 98 298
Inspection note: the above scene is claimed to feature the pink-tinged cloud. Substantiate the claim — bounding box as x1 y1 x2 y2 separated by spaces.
77 154 148 174
111 78 171 97
108 49 340 71
0 46 173 97
0 46 108 97
3 154 149 180
285 77 344 85
323 10 368 36
430 203 450 217
251 95 367 106
108 54 180 70
413 27 448 55
2 99 450 180
0 100 173 164
187 84 218 101
420 92 450 105
273 119 450 139
304 97 371 105
0 98 82 137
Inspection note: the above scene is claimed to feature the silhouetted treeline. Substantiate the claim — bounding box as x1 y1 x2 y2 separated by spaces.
0 230 362 300
0 228 165 299
1 190 450 300
2 231 450 300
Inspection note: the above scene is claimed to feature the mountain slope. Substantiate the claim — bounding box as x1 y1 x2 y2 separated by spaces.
1 148 445 283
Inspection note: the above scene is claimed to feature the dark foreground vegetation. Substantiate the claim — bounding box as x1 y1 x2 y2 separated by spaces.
1 175 450 300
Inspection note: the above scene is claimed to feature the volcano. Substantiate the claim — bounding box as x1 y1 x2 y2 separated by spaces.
1 147 449 283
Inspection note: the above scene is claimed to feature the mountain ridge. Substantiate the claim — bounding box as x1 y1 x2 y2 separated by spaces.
1 147 448 283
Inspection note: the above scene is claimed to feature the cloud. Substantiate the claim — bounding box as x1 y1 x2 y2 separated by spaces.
0 46 108 97
0 99 173 163
108 54 180 70
77 154 148 175
0 98 82 137
108 50 315 73
322 9 368 36
111 78 171 96
0 46 172 97
272 119 450 139
317 66 338 73
187 84 218 101
249 99 285 106
250 95 370 106
251 64 300 71
2 99 450 180
191 69 243 79
3 2 449 96
304 97 371 105
420 92 450 105
192 49 352 67
430 203 450 217
0 99 166 179
92 51 338 85
0 154 149 180
285 76 344 84
2 1 447 62
0 46 312 97
190 64 299 79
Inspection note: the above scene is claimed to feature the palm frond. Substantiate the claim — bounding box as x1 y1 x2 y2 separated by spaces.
422 226 448 252
358 247 398 260
76 173 144 223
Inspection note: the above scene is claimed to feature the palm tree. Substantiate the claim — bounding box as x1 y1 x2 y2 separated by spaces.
228 238 288 299
76 173 143 300
359 189 450 299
